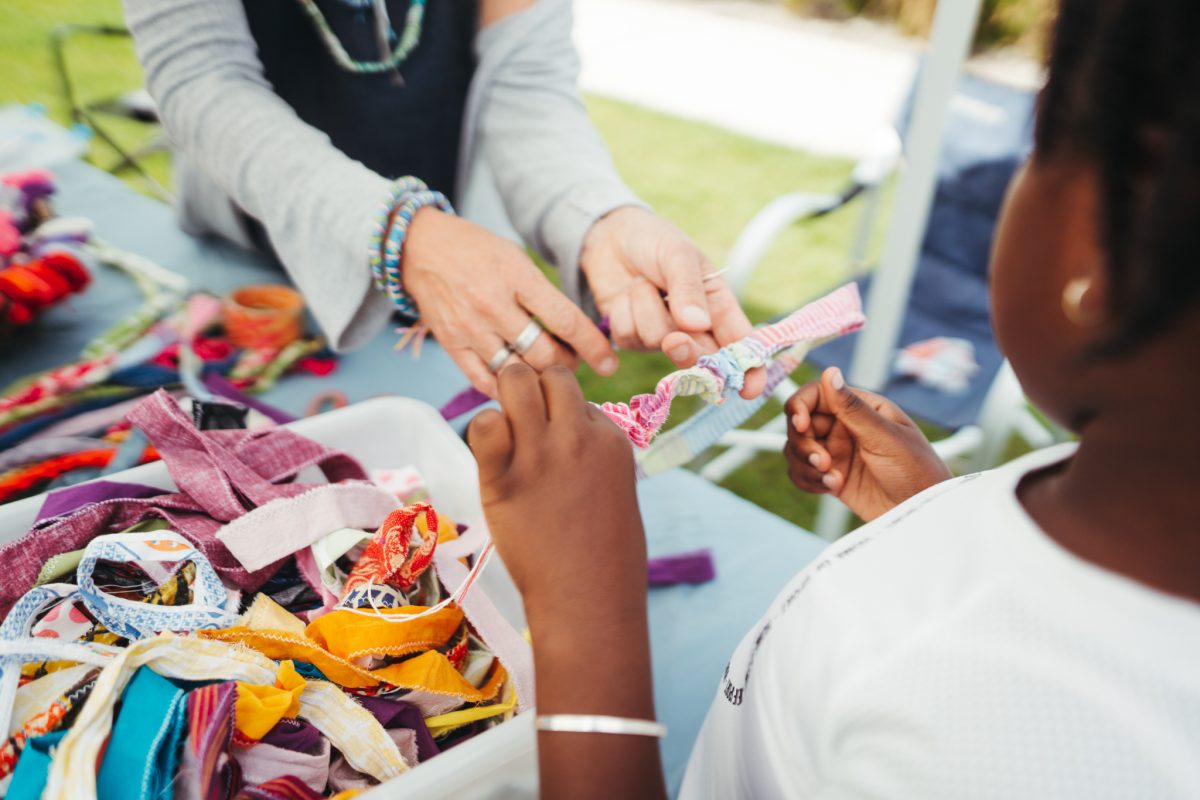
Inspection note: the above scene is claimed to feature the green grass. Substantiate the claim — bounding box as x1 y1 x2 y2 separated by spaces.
1 0 882 530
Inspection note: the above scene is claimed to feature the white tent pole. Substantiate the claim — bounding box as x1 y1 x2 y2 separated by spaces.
815 0 984 541
847 0 985 391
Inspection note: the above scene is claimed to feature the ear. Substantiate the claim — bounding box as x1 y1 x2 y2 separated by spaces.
1058 167 1112 328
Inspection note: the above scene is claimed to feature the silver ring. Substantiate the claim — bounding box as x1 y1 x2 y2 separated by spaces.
511 320 545 356
487 345 513 373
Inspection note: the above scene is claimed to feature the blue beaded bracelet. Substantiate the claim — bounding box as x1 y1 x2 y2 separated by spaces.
377 189 455 318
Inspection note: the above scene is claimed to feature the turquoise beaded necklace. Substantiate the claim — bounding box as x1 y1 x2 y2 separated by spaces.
294 0 427 77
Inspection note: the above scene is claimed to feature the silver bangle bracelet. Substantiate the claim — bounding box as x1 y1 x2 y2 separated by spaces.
535 714 667 738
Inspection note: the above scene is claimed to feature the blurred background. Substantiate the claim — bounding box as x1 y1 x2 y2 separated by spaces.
0 0 1047 528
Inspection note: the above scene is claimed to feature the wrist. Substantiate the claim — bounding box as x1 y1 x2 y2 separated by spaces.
398 206 448 277
374 189 454 317
529 597 654 718
525 591 648 649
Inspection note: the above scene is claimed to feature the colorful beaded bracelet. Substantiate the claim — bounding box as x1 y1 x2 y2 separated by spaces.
376 188 455 318
368 176 427 315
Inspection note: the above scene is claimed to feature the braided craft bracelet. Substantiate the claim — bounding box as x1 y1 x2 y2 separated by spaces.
599 283 866 471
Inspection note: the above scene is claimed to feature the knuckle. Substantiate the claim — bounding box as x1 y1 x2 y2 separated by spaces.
548 309 579 340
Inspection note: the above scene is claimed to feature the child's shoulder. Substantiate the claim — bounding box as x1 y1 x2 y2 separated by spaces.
764 445 1079 660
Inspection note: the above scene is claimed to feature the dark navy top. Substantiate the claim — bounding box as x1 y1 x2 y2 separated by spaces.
241 0 478 196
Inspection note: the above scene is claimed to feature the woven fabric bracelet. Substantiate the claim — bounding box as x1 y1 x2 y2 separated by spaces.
368 177 426 288
599 283 866 449
376 188 455 318
368 177 430 317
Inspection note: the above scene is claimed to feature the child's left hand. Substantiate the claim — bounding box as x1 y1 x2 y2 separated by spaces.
467 364 648 630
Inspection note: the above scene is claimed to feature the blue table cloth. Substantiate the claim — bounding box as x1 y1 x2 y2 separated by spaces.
3 158 828 795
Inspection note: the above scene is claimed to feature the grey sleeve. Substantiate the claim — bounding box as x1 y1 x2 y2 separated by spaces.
123 0 392 351
471 0 648 308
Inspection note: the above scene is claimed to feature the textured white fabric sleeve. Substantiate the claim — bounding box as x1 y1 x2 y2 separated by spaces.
122 0 392 351
472 0 648 308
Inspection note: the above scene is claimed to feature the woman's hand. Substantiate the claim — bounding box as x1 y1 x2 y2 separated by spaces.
785 367 953 521
402 209 619 397
581 207 765 399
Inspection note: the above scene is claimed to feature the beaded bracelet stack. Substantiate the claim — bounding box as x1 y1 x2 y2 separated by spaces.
368 177 454 318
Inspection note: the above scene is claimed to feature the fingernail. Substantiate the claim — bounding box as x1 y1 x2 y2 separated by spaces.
681 304 711 329
669 343 691 362
822 473 838 489
599 357 618 376
792 414 804 431
808 453 821 468
830 367 845 391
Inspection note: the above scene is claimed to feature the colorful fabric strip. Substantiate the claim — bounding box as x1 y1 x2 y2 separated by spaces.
76 530 235 640
96 666 188 800
234 738 330 795
180 681 240 800
600 283 865 448
339 504 444 599
235 774 325 800
5 730 66 800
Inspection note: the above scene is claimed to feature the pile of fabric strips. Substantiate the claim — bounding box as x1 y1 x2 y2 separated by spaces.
0 389 519 800
0 169 337 506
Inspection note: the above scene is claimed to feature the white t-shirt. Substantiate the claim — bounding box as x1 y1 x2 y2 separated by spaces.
680 444 1200 799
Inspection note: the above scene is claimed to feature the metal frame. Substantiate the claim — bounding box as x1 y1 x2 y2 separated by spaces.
51 24 172 201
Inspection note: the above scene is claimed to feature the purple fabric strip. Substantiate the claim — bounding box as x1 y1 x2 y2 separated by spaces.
35 480 166 524
439 387 490 421
259 719 322 754
357 696 440 763
647 549 717 587
203 373 297 425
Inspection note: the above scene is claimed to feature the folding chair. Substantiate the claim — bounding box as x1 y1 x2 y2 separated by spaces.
51 24 171 201
701 69 1067 534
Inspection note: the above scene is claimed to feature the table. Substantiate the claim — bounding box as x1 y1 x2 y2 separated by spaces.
0 159 467 412
4 158 828 796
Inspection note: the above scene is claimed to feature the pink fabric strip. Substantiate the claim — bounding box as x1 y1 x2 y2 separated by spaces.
432 547 535 714
216 483 399 573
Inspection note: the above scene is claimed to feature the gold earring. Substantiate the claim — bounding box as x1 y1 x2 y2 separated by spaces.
1061 277 1102 326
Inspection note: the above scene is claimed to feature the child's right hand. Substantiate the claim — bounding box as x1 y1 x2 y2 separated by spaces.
785 367 952 521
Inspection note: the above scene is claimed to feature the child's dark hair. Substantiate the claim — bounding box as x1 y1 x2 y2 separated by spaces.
1035 0 1200 353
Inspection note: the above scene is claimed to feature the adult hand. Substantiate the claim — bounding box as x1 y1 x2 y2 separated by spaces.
402 209 619 397
785 367 953 521
467 364 646 621
581 207 765 398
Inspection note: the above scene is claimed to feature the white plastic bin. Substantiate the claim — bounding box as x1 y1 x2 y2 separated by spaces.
0 398 538 798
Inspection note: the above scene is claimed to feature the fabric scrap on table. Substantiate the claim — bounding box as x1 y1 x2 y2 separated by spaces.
647 549 717 587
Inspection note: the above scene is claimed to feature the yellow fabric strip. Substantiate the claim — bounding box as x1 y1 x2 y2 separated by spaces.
305 605 463 661
424 687 517 738
234 660 306 740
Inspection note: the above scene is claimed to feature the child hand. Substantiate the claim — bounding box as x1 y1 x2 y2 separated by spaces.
467 364 647 630
785 367 952 521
